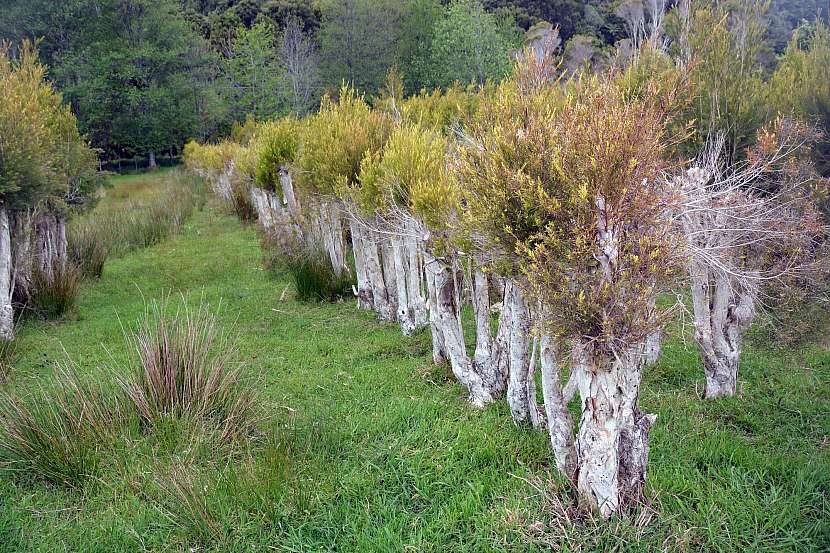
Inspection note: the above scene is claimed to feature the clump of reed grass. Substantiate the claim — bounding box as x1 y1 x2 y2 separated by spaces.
28 260 82 318
0 366 126 487
118 298 260 444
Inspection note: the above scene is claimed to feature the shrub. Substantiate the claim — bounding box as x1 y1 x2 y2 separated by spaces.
0 366 125 487
28 260 82 318
118 299 260 443
285 245 353 302
68 224 109 278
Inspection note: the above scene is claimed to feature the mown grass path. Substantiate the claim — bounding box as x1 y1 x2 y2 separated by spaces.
1 176 828 552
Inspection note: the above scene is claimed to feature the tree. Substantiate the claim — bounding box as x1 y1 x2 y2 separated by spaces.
224 21 286 122
0 42 97 339
459 59 678 516
2 0 224 160
416 0 522 90
280 18 320 116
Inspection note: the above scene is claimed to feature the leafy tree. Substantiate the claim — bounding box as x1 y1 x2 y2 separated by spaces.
224 21 286 121
416 0 522 90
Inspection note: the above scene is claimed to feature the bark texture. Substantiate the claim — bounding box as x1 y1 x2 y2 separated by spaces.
0 208 14 341
505 282 537 426
688 259 756 399
573 341 656 518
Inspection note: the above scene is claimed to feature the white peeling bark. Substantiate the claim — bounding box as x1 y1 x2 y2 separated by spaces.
688 258 756 399
250 187 274 229
363 226 394 322
539 334 577 480
424 250 493 407
0 208 14 341
348 219 373 310
405 221 428 330
392 234 415 335
424 252 448 364
573 340 656 518
505 282 536 426
380 239 399 319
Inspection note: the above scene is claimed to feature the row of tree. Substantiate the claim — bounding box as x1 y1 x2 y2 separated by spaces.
184 2 829 517
0 43 100 339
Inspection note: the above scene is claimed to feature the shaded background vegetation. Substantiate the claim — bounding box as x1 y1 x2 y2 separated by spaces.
2 0 826 164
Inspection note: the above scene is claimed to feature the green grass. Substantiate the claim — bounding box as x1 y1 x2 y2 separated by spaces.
0 173 828 552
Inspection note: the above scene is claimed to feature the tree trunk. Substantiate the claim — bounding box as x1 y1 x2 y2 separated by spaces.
10 210 34 305
688 260 756 399
573 340 656 518
424 251 493 407
348 219 373 310
392 234 415 335
250 187 273 229
405 221 428 330
505 282 536 426
380 239 398 319
539 333 577 480
424 252 448 365
363 226 394 321
148 150 157 169
0 208 14 341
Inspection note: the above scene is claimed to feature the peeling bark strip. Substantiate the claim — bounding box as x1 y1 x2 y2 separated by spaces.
424 251 493 407
0 208 14 341
348 219 373 310
505 282 537 426
572 341 656 518
10 209 34 303
424 252 447 365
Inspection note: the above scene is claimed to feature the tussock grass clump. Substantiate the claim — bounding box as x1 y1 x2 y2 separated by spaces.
0 366 126 487
67 224 108 278
285 246 352 302
28 260 82 318
0 338 17 383
230 179 256 222
119 299 260 443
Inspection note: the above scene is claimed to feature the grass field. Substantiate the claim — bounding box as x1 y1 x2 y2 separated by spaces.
0 172 828 552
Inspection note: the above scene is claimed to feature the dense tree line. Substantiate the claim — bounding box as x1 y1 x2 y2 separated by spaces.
2 0 826 161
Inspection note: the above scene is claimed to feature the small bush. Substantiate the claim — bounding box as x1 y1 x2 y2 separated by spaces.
285 246 353 302
68 225 108 278
118 299 260 443
28 260 82 318
0 366 125 487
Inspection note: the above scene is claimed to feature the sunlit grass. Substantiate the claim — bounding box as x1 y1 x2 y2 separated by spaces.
0 173 827 552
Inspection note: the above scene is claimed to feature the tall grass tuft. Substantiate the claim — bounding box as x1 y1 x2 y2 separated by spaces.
118 299 260 443
230 179 256 223
0 338 17 383
67 224 108 278
0 366 125 487
285 246 353 302
28 260 82 318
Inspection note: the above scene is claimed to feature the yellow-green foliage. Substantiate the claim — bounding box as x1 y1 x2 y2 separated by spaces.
230 116 259 145
0 41 97 210
296 86 392 197
358 125 455 230
399 85 482 134
769 21 830 169
460 72 675 346
253 118 299 192
184 141 240 176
